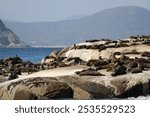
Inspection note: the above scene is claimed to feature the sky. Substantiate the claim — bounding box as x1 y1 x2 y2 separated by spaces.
0 0 150 22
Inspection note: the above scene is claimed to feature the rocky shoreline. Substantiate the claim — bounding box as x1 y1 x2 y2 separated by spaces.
0 35 150 99
0 56 45 80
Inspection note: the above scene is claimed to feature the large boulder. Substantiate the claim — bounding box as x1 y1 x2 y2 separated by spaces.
0 71 150 99
73 80 114 99
56 76 114 99
109 75 150 98
0 77 73 100
63 72 150 99
54 74 150 99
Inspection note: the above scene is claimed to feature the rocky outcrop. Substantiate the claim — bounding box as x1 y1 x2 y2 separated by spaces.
0 19 29 48
56 74 150 99
109 76 150 98
41 35 150 77
72 80 114 99
0 77 73 100
53 35 150 61
0 70 150 99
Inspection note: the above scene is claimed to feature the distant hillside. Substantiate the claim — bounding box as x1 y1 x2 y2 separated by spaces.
4 6 150 46
0 19 30 48
65 15 87 20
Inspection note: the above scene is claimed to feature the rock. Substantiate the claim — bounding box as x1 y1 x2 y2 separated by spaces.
73 80 114 99
118 83 144 98
49 51 59 58
0 77 73 100
14 90 37 100
131 67 142 74
44 82 73 99
73 86 94 99
57 47 70 57
110 76 150 98
41 56 55 64
110 77 128 95
57 76 114 99
41 51 59 64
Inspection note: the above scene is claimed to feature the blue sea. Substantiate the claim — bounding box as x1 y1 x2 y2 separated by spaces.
0 48 62 63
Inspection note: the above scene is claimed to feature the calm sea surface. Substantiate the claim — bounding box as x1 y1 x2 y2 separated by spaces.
0 48 62 63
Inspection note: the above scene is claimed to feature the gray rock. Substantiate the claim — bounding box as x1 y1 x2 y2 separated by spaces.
14 90 37 100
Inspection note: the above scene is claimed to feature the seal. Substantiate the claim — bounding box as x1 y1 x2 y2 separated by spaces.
111 61 126 76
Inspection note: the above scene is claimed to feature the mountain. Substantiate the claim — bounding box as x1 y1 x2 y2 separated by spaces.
4 6 150 46
65 15 87 20
0 19 30 48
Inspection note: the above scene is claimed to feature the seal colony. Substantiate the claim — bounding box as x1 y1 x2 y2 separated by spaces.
0 35 150 99
42 35 150 76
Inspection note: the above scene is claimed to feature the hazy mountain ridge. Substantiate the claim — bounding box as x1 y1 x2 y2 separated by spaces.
65 15 87 20
0 19 30 48
4 6 150 46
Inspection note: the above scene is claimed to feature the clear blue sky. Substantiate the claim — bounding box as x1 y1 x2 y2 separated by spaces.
0 0 150 22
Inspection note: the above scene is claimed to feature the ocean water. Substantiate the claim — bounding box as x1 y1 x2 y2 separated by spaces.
0 48 62 63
